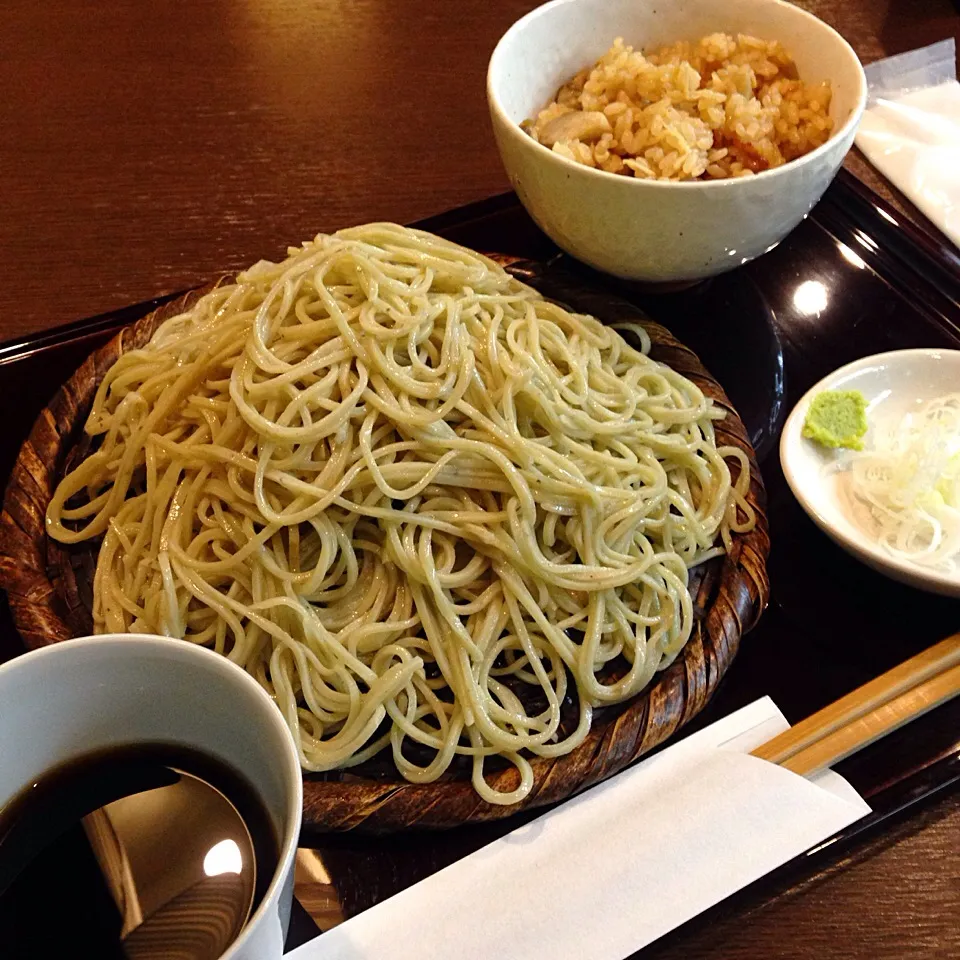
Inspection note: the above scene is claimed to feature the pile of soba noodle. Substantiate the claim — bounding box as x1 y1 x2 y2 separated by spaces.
47 224 753 803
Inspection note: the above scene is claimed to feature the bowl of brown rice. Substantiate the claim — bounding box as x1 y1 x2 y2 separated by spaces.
487 0 867 283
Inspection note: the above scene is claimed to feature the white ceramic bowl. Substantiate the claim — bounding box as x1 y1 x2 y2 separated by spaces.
487 0 867 283
0 635 304 960
780 349 960 597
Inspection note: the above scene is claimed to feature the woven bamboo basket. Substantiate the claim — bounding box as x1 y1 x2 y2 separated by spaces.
0 259 770 832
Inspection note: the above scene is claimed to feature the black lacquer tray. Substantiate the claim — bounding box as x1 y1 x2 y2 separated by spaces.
0 169 957 954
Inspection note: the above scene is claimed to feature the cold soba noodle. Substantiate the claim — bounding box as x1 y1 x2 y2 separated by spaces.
47 224 753 803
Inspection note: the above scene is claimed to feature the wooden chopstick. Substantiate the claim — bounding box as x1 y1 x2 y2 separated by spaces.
751 632 960 777
777 660 960 776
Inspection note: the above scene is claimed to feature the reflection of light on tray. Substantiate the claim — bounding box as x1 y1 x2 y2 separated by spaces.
837 242 866 269
793 280 829 315
875 205 898 226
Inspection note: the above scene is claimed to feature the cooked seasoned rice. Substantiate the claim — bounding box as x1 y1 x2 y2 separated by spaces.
523 34 833 180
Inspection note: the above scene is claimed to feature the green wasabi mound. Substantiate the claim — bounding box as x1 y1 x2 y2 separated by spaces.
802 390 868 450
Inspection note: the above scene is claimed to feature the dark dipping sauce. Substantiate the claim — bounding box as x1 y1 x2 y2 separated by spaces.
0 743 279 959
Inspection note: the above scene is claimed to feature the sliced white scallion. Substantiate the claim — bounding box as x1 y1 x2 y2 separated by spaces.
835 393 960 572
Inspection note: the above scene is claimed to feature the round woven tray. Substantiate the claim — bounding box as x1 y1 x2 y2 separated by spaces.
0 259 770 833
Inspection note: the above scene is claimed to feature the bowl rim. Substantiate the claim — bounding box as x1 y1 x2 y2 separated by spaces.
779 347 960 597
0 634 305 960
487 0 868 190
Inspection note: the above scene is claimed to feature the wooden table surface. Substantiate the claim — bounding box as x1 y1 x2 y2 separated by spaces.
2 1 959 957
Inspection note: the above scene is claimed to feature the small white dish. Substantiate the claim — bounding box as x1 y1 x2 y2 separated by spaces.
780 348 960 597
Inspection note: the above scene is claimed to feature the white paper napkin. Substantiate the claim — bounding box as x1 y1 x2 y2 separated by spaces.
286 697 870 960
855 40 960 249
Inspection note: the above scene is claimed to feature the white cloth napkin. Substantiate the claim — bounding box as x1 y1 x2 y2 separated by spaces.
285 697 870 960
855 40 960 249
